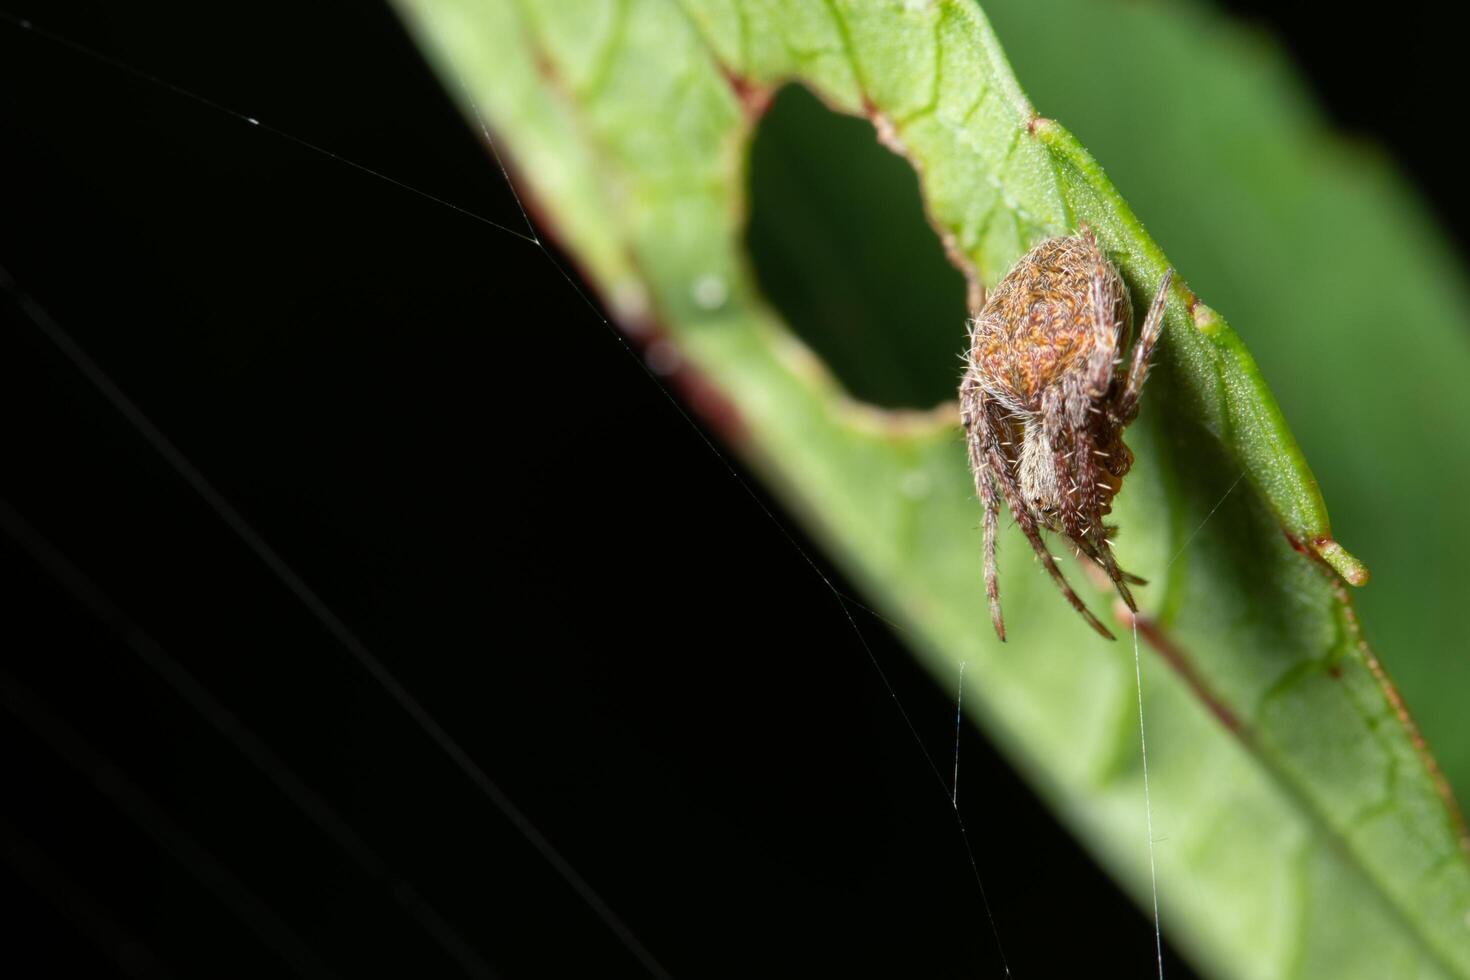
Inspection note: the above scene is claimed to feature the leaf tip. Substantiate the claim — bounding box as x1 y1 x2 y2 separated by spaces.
1287 531 1371 586
1314 537 1371 586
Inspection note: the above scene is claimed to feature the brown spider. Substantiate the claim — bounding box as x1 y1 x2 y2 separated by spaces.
959 225 1173 641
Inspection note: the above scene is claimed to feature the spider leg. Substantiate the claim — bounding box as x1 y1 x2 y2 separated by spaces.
1044 387 1093 531
1095 524 1146 583
1043 390 1130 603
974 439 1005 642
1077 533 1139 610
1024 388 1116 638
1061 398 1140 611
961 377 1006 640
1005 488 1116 640
1066 459 1137 610
1117 268 1174 421
1086 240 1126 397
982 436 1115 641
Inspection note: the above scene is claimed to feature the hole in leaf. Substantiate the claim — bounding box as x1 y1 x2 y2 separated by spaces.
745 85 969 410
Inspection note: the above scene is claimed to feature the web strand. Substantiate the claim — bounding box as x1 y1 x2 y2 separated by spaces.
442 56 1015 978
0 12 538 246
0 10 668 973
1123 466 1243 975
1165 472 1244 571
1131 616 1163 980
952 661 967 808
448 51 540 245
833 599 1012 978
4 12 1015 974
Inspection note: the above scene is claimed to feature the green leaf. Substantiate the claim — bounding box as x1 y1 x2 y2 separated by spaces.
979 0 1470 811
393 0 1470 975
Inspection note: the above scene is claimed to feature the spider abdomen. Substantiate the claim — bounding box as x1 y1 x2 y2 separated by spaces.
972 234 1132 411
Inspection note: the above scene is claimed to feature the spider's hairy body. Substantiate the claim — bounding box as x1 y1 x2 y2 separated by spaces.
972 235 1127 411
960 226 1173 641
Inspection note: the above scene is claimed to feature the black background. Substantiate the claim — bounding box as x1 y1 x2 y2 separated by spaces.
0 3 1460 978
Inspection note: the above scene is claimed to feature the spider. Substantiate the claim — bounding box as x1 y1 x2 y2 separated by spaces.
959 225 1173 641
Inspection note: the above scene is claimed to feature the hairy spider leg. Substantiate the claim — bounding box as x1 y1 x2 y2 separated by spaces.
1040 383 1140 613
1095 524 1146 584
1070 420 1139 611
1118 268 1174 422
990 444 1116 640
1084 230 1129 399
973 433 1006 641
1087 266 1173 606
1078 533 1141 608
976 395 1116 641
961 380 1006 641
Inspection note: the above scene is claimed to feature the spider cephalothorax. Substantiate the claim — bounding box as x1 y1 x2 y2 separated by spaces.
959 225 1173 640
